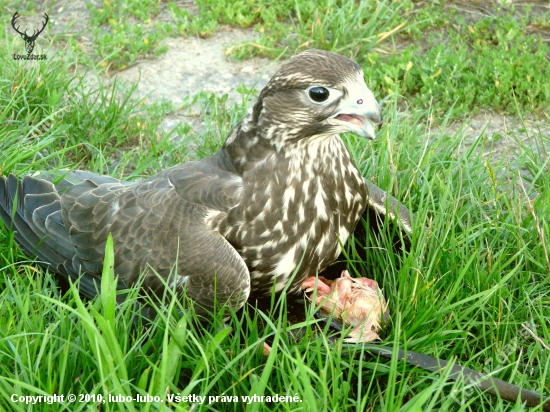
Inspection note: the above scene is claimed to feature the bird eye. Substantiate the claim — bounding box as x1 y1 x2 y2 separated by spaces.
308 86 330 103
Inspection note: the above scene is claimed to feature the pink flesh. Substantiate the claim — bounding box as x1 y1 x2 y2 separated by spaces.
335 114 364 128
301 276 332 294
334 276 352 308
357 277 378 290
301 271 388 342
341 270 352 279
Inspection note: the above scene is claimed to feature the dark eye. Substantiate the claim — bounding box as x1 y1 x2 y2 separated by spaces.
308 86 330 103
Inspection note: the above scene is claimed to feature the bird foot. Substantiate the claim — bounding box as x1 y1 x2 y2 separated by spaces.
301 270 389 342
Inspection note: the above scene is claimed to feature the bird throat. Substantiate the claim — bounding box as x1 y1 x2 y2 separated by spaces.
221 133 368 296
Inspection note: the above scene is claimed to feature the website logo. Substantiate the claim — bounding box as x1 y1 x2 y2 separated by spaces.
11 11 48 60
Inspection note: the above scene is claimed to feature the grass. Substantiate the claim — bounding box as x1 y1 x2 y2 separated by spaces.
5 1 549 116
1 0 550 411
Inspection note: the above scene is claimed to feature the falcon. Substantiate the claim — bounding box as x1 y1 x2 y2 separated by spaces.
0 49 412 315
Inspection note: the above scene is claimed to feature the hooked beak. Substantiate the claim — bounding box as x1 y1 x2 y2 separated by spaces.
327 86 382 140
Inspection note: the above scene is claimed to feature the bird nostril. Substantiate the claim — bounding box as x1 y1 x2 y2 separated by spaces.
357 99 363 105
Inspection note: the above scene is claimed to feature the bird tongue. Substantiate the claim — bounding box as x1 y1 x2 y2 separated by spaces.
335 114 364 128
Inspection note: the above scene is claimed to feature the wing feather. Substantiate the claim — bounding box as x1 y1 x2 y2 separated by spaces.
364 178 413 234
52 162 249 311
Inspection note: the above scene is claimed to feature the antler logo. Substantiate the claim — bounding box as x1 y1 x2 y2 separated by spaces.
11 11 49 55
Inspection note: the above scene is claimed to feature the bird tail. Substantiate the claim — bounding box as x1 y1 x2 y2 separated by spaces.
1 171 133 299
0 174 73 276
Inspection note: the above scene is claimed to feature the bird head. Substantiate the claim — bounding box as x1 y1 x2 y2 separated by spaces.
252 49 382 145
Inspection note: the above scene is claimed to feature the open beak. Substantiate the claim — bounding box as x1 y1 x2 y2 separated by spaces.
327 87 382 140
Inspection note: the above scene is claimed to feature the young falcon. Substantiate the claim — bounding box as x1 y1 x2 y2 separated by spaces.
0 49 412 315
